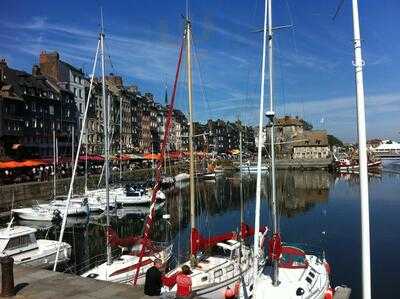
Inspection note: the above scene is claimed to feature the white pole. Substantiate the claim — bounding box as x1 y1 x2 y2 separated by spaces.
100 11 112 266
53 129 56 199
71 126 74 194
252 0 268 293
266 0 279 285
351 1 371 298
53 38 100 271
120 96 122 181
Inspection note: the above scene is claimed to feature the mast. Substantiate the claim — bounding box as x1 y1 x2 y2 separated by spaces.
239 127 243 226
119 96 122 181
71 126 74 194
351 1 371 298
53 129 57 198
186 15 196 263
265 0 279 285
100 7 112 266
53 37 100 272
85 125 88 194
253 0 268 289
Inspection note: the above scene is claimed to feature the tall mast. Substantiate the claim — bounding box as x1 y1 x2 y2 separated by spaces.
119 96 122 181
351 1 371 298
71 126 74 194
186 15 196 263
85 125 88 194
100 7 112 266
265 0 279 285
53 129 57 198
239 128 243 226
253 0 268 289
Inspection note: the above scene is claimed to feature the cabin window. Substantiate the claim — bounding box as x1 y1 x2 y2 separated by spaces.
214 269 223 279
5 235 33 250
226 264 234 273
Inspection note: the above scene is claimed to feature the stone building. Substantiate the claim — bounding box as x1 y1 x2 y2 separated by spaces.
39 51 86 136
0 59 77 157
292 130 331 160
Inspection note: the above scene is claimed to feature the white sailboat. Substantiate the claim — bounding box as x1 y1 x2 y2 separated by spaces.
0 221 70 268
78 13 172 283
244 0 332 298
160 12 268 299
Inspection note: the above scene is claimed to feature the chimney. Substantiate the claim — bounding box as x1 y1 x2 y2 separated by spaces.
39 51 60 81
0 58 7 83
32 64 41 76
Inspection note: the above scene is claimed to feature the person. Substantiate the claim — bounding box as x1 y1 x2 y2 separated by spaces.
176 265 193 299
144 259 163 297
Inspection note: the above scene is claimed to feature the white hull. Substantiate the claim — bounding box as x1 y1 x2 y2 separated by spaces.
11 240 71 268
248 255 330 299
240 165 268 173
175 173 190 182
81 244 173 285
163 240 260 299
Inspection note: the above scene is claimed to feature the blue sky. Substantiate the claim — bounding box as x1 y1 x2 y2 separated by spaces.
0 1 399 142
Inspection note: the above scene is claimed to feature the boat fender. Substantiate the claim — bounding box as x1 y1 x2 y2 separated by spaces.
234 281 240 296
324 288 334 299
224 286 236 299
324 261 331 274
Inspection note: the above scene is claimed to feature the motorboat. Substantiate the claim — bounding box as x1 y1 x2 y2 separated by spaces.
0 223 71 268
175 172 190 182
12 200 89 221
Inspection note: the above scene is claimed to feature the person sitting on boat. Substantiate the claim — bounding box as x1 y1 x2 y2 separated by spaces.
176 265 193 299
144 259 164 297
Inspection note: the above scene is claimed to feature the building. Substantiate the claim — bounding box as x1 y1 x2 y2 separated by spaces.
292 130 331 160
0 59 77 157
39 51 86 137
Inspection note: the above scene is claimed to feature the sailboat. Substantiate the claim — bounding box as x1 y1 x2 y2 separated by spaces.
80 12 172 283
244 0 332 298
160 13 268 299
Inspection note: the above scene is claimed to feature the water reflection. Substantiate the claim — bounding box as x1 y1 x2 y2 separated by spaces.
10 166 400 298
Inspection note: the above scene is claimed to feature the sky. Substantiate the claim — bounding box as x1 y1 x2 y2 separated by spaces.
0 0 399 142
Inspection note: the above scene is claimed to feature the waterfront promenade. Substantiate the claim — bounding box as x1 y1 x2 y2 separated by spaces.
4 264 148 299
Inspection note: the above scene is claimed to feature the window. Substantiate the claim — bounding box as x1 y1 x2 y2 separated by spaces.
5 235 33 251
79 103 83 113
79 89 82 98
226 264 234 273
214 269 223 279
49 105 54 115
25 121 29 128
74 76 78 83
74 88 77 96
33 119 37 128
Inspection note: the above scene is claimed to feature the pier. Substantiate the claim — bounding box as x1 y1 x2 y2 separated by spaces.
3 264 148 299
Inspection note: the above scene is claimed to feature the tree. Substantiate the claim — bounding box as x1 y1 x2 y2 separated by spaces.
299 119 313 130
327 134 343 146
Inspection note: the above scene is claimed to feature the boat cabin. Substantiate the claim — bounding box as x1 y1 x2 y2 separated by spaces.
0 226 38 256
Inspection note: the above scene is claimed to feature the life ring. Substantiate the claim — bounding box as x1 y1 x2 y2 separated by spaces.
224 287 235 299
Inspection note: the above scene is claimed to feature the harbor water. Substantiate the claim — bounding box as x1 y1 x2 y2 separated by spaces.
9 160 400 298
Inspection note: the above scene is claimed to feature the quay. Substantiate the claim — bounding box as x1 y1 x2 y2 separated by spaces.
2 264 149 299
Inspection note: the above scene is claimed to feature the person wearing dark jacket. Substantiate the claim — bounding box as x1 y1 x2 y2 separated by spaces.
144 259 163 296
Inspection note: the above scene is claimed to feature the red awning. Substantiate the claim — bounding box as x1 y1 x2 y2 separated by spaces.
78 154 104 162
0 159 48 170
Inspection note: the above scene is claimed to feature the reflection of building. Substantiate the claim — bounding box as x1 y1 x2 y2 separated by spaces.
276 170 330 217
